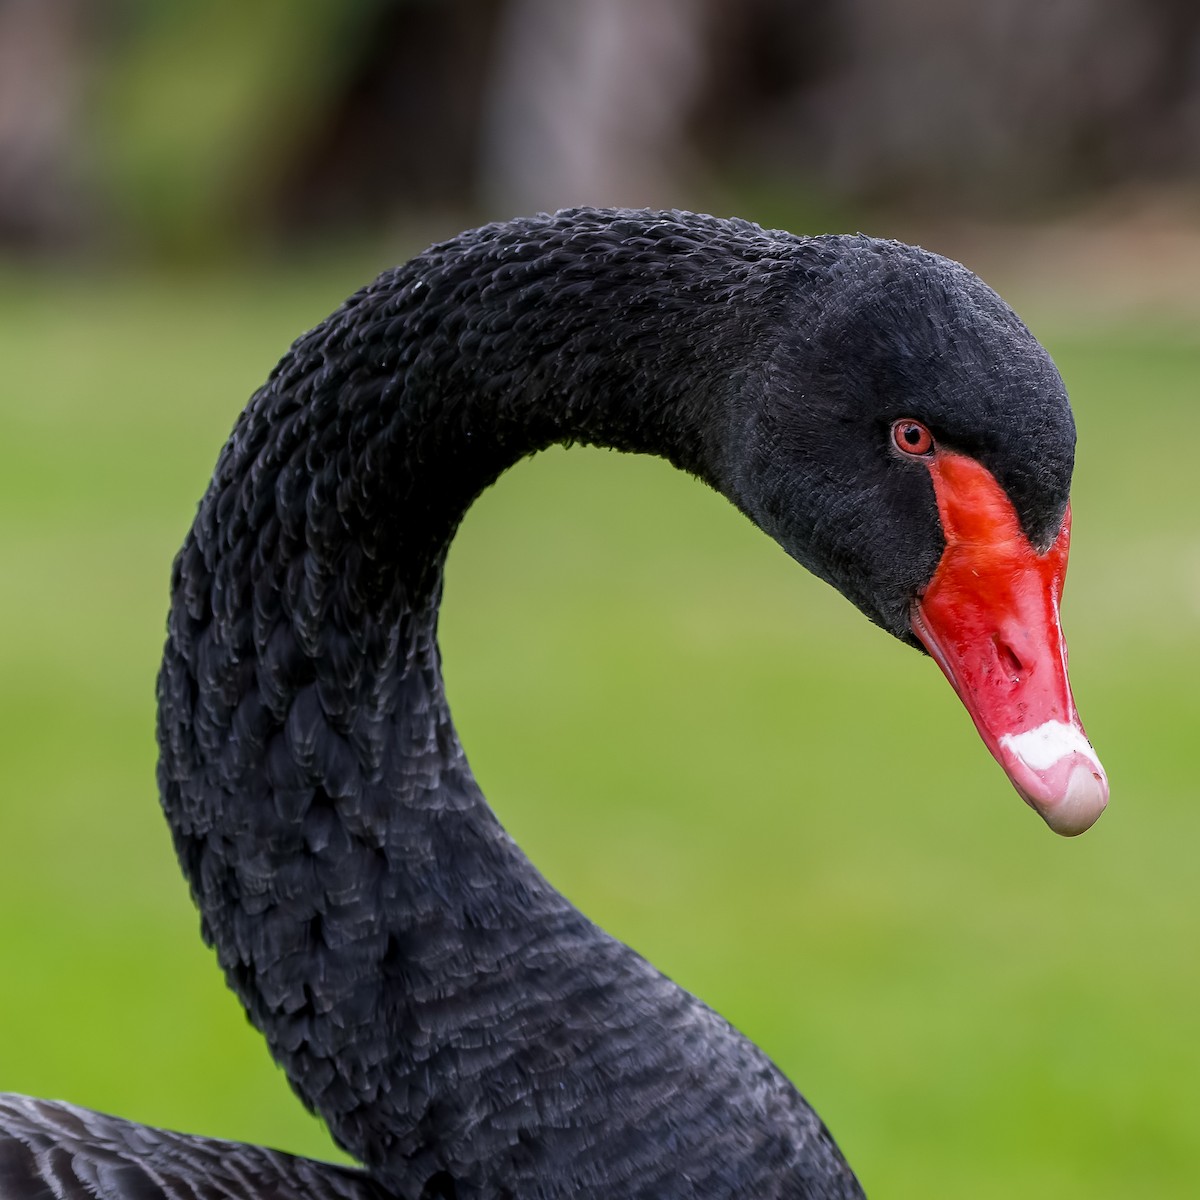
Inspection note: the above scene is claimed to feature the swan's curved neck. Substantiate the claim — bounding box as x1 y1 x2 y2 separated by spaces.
157 213 831 1192
278 213 795 602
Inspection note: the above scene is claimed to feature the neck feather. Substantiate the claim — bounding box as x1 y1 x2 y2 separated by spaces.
156 210 860 1196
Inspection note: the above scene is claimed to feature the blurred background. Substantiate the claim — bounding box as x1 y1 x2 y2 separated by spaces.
1 1 1197 1197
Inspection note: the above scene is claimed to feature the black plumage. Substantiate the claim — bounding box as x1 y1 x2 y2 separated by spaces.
3 209 1079 1199
0 1096 392 1200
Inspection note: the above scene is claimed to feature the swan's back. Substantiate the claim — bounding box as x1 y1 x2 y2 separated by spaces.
0 1094 392 1200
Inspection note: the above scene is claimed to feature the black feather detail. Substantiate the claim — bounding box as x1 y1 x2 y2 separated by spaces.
0 1096 393 1200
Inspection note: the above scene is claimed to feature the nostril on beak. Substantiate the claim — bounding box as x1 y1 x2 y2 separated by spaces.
993 634 1025 678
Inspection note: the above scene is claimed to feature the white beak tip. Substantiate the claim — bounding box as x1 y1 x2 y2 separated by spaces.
998 721 1109 837
1034 763 1109 837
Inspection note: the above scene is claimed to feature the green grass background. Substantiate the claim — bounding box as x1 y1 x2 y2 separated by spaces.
0 251 1196 1198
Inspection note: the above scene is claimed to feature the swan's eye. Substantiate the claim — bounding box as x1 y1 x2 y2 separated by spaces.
891 419 934 456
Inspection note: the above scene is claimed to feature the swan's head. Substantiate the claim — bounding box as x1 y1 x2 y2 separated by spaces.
724 236 1106 836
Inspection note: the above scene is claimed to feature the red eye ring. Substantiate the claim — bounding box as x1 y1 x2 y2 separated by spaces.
891 419 935 457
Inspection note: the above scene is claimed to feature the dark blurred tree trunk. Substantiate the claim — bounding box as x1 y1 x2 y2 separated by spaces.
478 0 709 215
689 0 841 170
268 0 506 236
269 0 711 229
0 0 88 251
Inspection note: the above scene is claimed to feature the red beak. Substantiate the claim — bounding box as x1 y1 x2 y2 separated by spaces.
910 451 1108 836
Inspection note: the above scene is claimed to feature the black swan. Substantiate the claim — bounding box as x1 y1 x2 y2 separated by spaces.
0 209 1107 1199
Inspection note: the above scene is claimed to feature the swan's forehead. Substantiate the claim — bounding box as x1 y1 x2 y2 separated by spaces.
861 266 1077 547
936 350 1075 551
